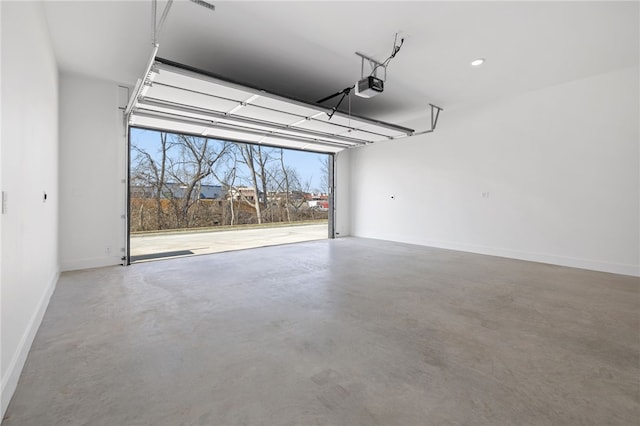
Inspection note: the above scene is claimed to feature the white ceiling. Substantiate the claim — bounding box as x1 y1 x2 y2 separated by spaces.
43 1 639 124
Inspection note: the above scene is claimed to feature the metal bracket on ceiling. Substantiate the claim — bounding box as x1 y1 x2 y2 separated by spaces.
125 0 171 122
396 104 443 139
430 104 443 131
152 0 174 47
355 51 387 81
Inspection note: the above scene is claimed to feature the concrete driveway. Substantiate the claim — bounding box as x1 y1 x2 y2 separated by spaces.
130 223 328 262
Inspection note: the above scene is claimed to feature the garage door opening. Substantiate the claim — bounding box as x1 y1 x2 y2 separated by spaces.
124 58 417 264
128 127 332 263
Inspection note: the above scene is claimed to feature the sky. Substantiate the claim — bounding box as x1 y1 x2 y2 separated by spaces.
130 127 329 193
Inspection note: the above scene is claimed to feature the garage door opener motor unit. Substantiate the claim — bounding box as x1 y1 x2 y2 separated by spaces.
355 76 384 98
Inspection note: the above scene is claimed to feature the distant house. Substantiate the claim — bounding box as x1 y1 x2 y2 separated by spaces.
306 193 329 210
196 184 223 199
268 191 307 202
307 200 329 211
130 183 223 199
226 187 264 203
165 183 223 199
305 193 329 201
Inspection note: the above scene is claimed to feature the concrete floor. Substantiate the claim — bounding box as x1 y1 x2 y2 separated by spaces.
130 223 328 261
4 238 639 425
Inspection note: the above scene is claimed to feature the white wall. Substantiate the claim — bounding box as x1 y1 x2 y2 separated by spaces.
1 1 60 416
59 73 128 271
349 66 639 276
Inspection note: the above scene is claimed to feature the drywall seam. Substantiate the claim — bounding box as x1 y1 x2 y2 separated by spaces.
1 270 58 417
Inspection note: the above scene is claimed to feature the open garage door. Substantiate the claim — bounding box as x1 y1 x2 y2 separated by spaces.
127 58 415 153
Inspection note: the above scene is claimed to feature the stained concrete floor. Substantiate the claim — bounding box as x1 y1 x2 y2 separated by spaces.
4 238 639 425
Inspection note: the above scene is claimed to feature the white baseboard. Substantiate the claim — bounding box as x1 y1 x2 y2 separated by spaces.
356 234 640 277
430 241 638 277
1 270 59 419
61 255 123 272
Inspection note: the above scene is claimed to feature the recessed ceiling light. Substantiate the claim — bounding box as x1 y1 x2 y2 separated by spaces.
471 58 485 67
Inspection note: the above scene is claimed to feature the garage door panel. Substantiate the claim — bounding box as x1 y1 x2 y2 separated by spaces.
129 59 415 152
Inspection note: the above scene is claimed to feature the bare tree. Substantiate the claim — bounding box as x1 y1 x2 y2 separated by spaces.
131 132 174 229
213 144 262 225
213 151 239 226
164 134 228 227
286 168 312 216
264 149 292 223
319 155 330 194
278 149 292 222
238 144 262 223
236 144 274 224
